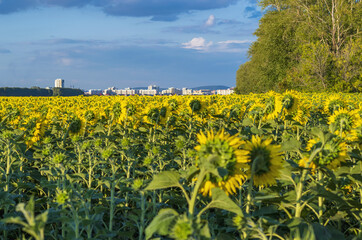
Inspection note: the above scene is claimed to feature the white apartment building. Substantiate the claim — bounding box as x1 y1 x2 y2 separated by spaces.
193 89 212 95
161 87 182 95
103 87 117 95
216 88 234 95
55 78 64 88
139 85 159 95
115 88 139 96
182 88 193 95
87 89 103 95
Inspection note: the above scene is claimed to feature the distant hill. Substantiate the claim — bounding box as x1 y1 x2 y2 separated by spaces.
191 85 230 90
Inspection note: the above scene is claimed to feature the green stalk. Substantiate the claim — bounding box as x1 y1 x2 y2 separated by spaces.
109 164 116 239
5 145 11 192
295 148 322 218
246 156 259 214
317 170 324 224
138 191 146 240
188 169 206 216
77 144 82 174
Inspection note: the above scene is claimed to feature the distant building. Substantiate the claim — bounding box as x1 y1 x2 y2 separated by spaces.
87 89 103 95
139 85 159 95
161 87 182 95
193 89 212 95
216 88 234 95
182 88 193 95
55 78 64 88
115 87 140 96
103 87 117 95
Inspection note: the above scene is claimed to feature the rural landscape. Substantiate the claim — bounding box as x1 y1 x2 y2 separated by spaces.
0 0 361 240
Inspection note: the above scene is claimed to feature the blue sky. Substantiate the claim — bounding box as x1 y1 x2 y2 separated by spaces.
0 0 262 90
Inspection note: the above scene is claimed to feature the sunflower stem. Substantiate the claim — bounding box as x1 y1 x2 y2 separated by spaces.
317 170 324 224
246 156 259 215
188 169 206 216
295 147 322 218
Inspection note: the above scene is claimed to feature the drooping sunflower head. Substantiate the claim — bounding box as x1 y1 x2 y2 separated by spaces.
68 117 85 136
282 90 299 114
195 129 247 196
328 108 360 133
147 107 161 124
240 136 283 187
324 96 345 114
168 98 179 112
247 103 265 121
302 137 347 170
188 98 206 113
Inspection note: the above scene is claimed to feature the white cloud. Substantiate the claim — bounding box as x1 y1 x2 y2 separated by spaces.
205 15 215 27
217 40 252 44
59 58 73 66
182 37 213 51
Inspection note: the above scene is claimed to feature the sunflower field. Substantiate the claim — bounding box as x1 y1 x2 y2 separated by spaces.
0 91 361 240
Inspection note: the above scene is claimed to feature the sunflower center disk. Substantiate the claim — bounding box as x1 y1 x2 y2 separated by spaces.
250 147 271 176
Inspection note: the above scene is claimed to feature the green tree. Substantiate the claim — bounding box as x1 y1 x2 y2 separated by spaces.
236 0 361 93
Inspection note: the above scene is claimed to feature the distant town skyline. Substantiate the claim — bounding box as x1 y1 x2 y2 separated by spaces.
0 0 263 89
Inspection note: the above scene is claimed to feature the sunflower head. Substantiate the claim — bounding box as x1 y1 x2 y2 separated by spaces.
282 90 299 114
328 108 359 132
147 108 160 124
324 96 345 114
264 96 275 115
68 118 82 134
170 214 193 240
168 98 179 111
188 99 205 113
195 129 247 196
55 188 70 205
240 136 283 186
303 136 347 170
84 110 95 122
195 130 244 170
248 103 264 121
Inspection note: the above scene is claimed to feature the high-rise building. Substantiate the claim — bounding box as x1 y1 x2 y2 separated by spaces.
55 78 64 88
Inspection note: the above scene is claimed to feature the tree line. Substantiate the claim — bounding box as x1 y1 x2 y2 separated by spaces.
0 87 84 96
235 0 361 93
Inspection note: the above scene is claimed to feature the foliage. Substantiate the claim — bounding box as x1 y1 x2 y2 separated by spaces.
0 87 83 96
236 0 361 93
0 93 361 239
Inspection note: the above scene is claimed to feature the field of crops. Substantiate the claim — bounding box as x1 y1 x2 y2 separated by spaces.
0 91 361 240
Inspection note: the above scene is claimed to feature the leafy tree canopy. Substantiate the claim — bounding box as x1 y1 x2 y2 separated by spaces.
236 0 361 93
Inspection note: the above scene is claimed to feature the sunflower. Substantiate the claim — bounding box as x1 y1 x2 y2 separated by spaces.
299 137 347 171
188 98 206 114
281 90 299 115
328 108 361 141
239 136 283 186
195 129 248 196
324 95 345 114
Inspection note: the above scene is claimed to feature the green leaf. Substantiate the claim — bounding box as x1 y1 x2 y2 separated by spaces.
145 171 181 191
145 208 179 240
242 118 253 127
281 138 301 152
208 188 243 216
287 218 316 240
138 127 148 133
1 217 26 226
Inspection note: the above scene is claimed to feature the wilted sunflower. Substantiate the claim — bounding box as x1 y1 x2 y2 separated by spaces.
195 129 248 196
239 136 283 186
